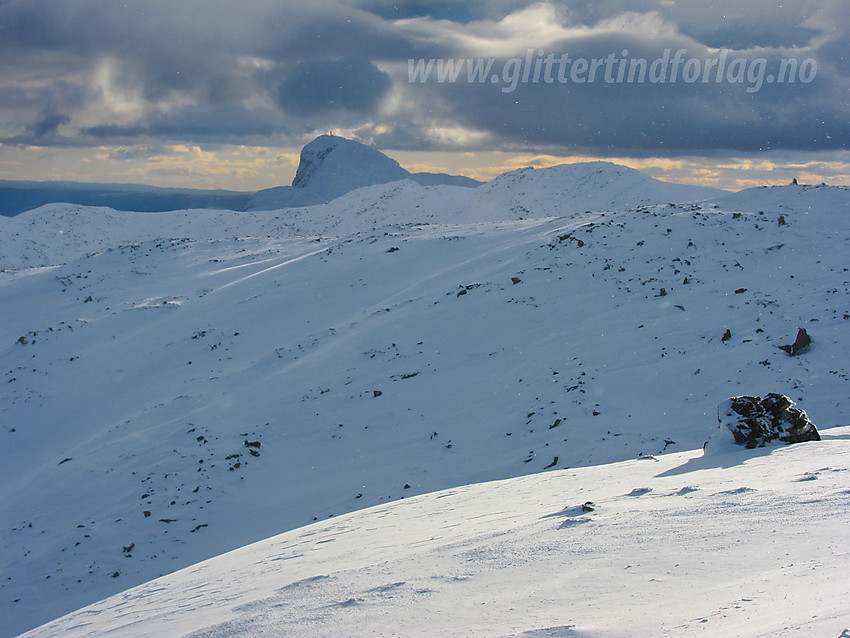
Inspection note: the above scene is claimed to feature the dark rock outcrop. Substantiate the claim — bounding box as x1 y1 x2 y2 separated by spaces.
777 327 811 356
717 393 820 448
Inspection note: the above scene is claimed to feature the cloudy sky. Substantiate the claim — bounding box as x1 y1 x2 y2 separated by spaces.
0 0 847 191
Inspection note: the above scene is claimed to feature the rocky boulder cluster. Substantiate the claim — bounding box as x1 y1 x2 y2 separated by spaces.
717 393 821 449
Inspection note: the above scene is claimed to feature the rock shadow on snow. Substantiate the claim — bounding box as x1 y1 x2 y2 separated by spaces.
658 393 822 477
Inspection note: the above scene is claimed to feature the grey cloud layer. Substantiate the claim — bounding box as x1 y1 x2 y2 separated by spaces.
0 0 846 154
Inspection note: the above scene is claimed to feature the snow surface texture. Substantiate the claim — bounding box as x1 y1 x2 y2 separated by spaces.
246 135 480 210
20 435 850 637
1 163 849 636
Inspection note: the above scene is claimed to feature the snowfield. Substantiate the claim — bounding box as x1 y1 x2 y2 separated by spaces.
1 158 848 636
20 433 850 637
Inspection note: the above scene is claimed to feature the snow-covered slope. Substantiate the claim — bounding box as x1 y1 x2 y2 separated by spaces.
1 172 848 637
21 433 850 637
246 135 479 210
0 160 723 271
476 161 722 217
711 181 850 216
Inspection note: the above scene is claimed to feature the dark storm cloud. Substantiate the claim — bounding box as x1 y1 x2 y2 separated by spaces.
356 0 836 47
547 1 828 48
351 0 529 22
407 28 849 154
29 111 70 137
277 59 392 116
386 1 849 155
0 0 847 157
0 0 412 141
82 104 288 143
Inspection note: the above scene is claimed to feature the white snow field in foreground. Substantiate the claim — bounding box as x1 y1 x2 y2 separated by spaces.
22 432 850 637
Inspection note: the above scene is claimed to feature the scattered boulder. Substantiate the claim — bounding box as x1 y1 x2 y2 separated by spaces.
717 393 820 449
777 327 812 356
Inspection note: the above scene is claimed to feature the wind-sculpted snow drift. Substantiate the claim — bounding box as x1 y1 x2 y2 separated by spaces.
1 163 848 636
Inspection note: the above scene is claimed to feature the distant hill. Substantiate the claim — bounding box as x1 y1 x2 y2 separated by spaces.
472 161 724 219
0 180 253 217
709 181 850 215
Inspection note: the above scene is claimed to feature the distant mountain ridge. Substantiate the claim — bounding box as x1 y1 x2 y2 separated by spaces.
0 136 481 217
4 136 848 220
0 180 253 217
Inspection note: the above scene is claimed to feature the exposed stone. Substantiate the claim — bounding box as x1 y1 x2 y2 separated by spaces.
717 393 820 449
777 327 812 356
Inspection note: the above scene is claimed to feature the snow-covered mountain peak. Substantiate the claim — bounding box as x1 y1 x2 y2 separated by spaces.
246 135 478 210
291 134 409 191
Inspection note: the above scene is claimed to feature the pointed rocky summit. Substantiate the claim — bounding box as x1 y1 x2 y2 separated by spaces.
246 135 479 210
